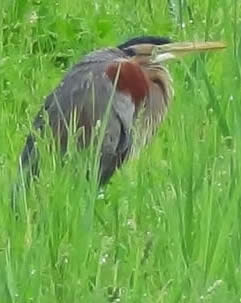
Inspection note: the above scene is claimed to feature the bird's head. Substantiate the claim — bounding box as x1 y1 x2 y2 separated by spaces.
118 35 226 64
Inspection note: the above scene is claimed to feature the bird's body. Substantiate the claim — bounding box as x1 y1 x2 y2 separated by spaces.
16 36 225 190
20 38 173 185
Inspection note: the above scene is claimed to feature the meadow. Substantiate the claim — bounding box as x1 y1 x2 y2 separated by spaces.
0 0 241 302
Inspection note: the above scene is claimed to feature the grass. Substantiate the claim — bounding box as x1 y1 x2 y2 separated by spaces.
0 0 241 301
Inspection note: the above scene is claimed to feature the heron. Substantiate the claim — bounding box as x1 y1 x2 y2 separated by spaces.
16 36 225 190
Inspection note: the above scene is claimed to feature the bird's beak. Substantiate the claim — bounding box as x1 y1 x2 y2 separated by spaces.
151 41 226 63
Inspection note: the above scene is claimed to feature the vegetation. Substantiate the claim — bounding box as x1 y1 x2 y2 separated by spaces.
0 0 240 301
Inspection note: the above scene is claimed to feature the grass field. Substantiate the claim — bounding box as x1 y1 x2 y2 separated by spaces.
1 0 241 302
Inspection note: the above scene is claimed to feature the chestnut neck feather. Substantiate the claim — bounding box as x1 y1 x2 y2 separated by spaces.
105 61 150 106
105 57 172 108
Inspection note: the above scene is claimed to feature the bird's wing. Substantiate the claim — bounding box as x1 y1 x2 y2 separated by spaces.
19 49 135 186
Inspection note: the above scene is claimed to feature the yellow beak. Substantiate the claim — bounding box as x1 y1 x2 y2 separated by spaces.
152 41 227 62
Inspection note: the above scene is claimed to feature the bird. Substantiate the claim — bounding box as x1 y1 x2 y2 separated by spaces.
14 36 225 197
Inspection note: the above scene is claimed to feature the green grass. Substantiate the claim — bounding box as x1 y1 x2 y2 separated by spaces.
1 0 241 301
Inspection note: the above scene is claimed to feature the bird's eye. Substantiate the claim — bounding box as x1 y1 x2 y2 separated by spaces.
122 48 136 57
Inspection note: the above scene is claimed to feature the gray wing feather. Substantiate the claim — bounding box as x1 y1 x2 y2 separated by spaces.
18 48 134 189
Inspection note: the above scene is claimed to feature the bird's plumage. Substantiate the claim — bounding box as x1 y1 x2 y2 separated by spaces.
19 40 171 188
